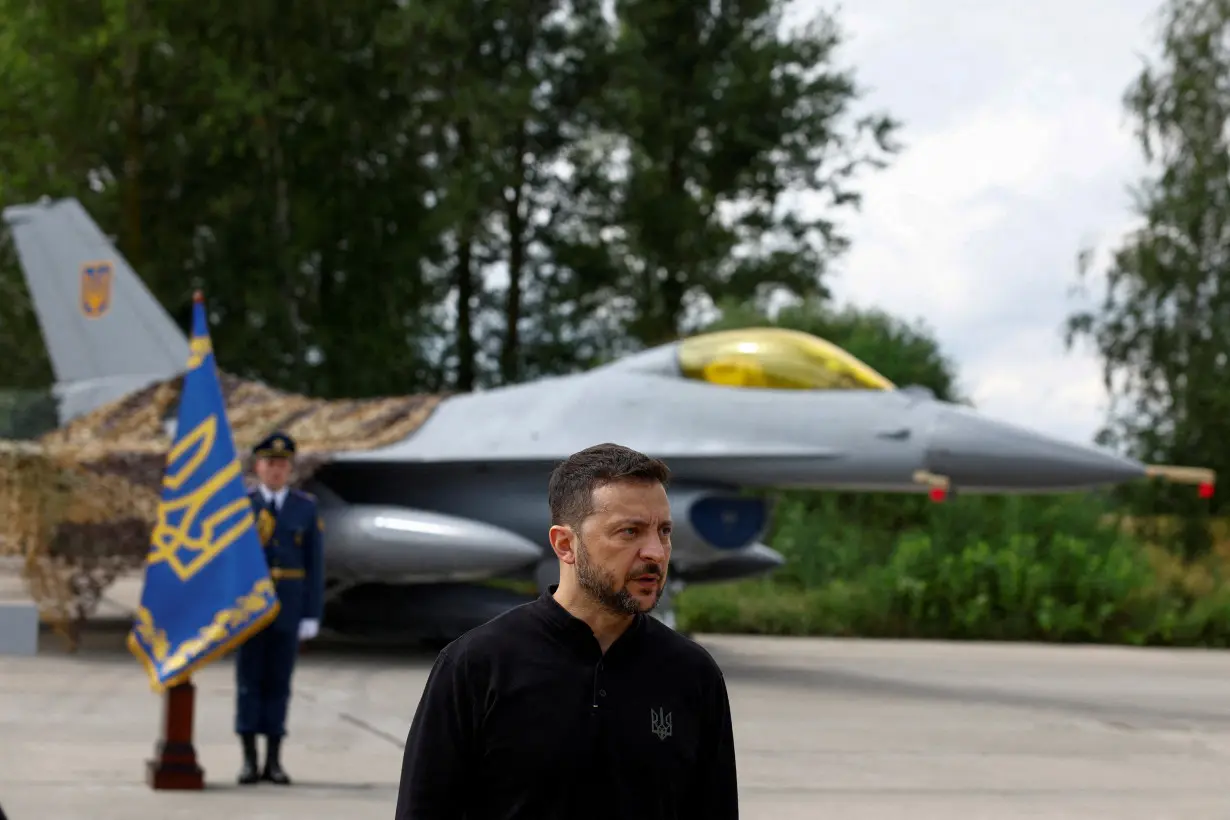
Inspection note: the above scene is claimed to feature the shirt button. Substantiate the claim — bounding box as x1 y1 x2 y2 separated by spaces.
599 689 607 697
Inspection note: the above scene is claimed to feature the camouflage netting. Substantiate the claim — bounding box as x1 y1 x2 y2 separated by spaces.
0 440 79 645
0 372 444 646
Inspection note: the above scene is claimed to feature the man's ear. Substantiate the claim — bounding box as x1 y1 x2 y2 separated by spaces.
548 524 578 565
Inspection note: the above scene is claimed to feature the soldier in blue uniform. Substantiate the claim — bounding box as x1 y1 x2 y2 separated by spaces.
234 431 325 785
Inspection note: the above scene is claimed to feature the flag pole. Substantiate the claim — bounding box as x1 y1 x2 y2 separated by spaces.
145 290 207 790
147 677 204 789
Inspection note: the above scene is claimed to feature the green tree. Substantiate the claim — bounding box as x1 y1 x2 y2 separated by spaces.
573 0 901 346
0 0 102 393
1064 0 1230 549
387 0 616 390
0 0 902 408
0 0 455 398
0 240 51 392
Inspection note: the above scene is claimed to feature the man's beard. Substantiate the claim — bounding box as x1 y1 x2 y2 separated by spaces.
575 536 663 616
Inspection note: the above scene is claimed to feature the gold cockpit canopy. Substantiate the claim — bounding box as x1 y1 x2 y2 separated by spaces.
677 327 896 391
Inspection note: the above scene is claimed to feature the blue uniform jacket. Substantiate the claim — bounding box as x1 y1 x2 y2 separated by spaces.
249 488 325 632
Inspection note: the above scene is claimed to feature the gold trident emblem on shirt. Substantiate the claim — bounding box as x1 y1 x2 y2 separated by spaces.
147 415 254 582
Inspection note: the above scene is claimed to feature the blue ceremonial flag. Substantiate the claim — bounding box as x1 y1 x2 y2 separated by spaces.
128 291 279 693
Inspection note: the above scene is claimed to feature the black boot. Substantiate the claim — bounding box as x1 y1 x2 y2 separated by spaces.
262 735 291 785
237 733 260 785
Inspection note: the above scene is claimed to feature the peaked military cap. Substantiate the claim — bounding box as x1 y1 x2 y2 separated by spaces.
253 431 296 459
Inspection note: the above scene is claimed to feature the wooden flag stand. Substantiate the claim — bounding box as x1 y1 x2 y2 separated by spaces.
146 679 205 790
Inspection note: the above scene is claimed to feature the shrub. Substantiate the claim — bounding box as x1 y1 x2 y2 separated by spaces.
675 491 1230 646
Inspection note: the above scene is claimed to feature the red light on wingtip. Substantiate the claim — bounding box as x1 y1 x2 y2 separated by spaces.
929 487 947 503
1199 482 1214 499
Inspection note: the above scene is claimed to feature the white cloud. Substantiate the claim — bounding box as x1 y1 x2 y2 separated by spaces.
789 0 1164 445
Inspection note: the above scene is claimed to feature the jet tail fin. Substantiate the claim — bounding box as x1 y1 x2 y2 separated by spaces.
1 198 188 424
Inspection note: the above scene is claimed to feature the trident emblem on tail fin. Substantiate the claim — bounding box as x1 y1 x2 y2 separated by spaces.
80 260 113 319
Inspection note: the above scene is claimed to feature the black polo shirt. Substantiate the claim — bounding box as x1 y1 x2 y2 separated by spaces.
394 586 739 820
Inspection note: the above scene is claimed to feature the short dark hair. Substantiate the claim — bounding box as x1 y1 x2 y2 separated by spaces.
548 443 671 528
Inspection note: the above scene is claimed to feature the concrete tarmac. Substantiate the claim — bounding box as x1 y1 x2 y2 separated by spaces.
3 624 1230 820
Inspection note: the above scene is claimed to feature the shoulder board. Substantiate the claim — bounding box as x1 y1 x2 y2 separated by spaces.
291 488 317 502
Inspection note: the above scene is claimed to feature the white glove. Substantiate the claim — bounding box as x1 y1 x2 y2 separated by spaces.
298 618 320 641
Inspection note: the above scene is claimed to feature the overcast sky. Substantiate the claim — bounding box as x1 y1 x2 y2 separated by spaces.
792 0 1165 445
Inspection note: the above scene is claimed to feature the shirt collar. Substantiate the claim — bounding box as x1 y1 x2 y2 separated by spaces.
259 485 289 506
534 584 646 655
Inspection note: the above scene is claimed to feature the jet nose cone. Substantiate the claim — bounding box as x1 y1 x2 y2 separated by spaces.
926 404 1146 492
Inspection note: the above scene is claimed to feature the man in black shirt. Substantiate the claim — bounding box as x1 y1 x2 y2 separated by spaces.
393 443 739 819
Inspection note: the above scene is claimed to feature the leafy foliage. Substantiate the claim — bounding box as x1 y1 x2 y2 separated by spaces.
1065 0 1230 543
680 494 1230 646
0 0 897 396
